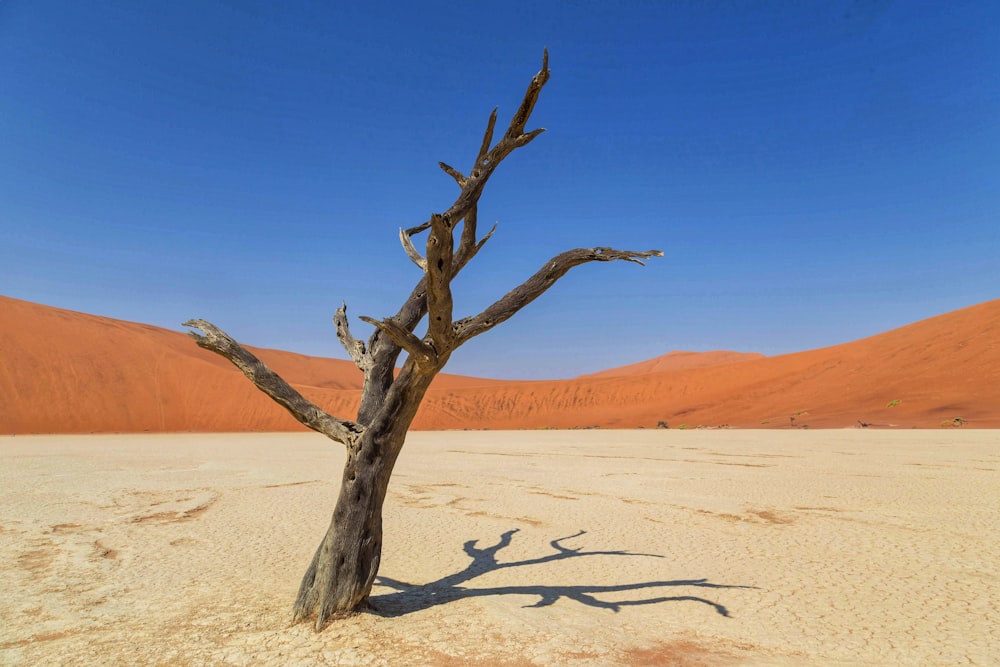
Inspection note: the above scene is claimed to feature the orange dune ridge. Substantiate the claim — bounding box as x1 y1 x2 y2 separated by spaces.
1 295 998 433
578 349 764 378
0 295 500 434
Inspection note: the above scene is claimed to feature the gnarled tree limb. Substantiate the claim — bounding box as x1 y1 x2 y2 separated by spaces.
452 247 663 344
183 319 364 447
398 228 428 271
333 302 373 373
438 161 467 187
357 316 437 367
443 52 549 226
383 52 552 363
400 51 550 250
504 49 550 144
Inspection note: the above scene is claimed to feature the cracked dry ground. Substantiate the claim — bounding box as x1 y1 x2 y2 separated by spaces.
1 431 997 665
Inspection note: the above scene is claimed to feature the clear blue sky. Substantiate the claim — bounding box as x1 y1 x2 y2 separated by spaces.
2 1 997 379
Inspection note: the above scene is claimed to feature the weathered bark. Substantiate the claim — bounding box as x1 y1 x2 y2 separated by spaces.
292 361 438 628
183 50 661 630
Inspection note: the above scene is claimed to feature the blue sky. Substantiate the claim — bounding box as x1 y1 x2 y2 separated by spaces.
2 1 997 379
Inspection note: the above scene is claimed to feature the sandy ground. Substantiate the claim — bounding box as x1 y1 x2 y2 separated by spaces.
1 431 997 666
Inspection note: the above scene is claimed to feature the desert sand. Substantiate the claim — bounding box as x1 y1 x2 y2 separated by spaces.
2 296 999 434
2 430 997 666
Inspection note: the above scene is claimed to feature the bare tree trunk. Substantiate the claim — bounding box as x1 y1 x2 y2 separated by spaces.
291 364 437 628
183 51 662 631
291 427 393 626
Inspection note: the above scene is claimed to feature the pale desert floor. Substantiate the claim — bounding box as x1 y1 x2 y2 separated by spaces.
1 430 997 666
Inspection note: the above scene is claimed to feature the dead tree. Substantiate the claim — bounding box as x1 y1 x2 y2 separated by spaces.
184 51 661 630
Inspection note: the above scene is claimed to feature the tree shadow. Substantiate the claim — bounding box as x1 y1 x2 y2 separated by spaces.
370 529 753 617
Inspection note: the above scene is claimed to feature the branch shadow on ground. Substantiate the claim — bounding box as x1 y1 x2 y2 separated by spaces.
370 529 753 617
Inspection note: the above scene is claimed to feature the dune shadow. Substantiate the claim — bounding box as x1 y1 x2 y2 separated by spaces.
371 529 752 617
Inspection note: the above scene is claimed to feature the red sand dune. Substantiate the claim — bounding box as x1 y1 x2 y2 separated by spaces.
2 295 998 433
578 350 764 378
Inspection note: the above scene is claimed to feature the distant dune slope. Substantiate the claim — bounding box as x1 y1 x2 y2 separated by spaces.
2 295 998 432
419 299 1000 429
0 295 349 433
578 350 764 378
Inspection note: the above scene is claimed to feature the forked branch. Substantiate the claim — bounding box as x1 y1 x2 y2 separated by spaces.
419 51 552 353
446 49 550 228
183 319 364 447
401 51 549 252
334 302 374 373
381 50 553 365
452 247 663 344
357 316 437 367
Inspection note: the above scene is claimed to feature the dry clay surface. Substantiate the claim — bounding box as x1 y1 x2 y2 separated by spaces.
1 431 997 666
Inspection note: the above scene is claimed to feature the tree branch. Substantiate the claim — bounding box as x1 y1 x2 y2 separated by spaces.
404 220 431 236
348 50 555 412
452 247 663 344
398 228 428 271
503 48 550 143
475 107 499 169
457 205 479 263
357 316 437 367
333 302 373 373
438 162 467 188
384 52 552 355
182 319 364 447
455 210 498 271
425 213 455 351
473 222 498 255
445 51 550 224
